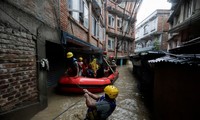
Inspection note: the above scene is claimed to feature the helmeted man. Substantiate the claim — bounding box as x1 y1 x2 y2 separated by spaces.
66 52 79 77
83 85 119 120
78 57 84 76
90 58 99 77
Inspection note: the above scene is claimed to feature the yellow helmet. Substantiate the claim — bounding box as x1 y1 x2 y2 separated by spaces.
79 57 83 61
104 85 119 99
67 52 73 58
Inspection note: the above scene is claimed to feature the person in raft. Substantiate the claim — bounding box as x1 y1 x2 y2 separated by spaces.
83 85 119 120
78 57 84 76
90 58 99 77
65 52 79 77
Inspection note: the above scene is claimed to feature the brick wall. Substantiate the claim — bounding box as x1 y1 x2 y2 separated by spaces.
157 15 170 51
60 0 88 42
0 24 38 113
157 16 169 32
60 0 69 31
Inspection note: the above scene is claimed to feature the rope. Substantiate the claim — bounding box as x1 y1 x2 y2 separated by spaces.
53 69 85 119
54 58 118 119
52 98 83 120
103 57 115 74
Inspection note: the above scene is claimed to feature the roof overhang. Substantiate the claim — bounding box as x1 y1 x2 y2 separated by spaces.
107 6 131 21
61 31 103 53
168 11 200 33
169 37 200 54
106 30 134 41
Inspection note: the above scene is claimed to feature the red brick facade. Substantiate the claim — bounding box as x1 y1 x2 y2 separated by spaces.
0 25 38 113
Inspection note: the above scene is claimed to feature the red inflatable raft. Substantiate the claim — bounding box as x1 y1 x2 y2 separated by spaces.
57 71 119 93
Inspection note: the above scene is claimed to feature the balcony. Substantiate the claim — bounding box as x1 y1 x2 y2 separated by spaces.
107 6 130 20
106 29 134 41
168 11 200 33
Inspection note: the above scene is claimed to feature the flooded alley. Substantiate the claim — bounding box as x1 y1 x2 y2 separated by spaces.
31 62 150 120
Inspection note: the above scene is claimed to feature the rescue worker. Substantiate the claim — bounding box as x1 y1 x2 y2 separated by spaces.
83 85 119 120
105 55 117 74
109 59 117 74
103 51 108 60
102 51 110 77
90 58 99 77
86 64 95 78
82 58 89 77
65 52 79 77
108 56 114 64
78 57 84 76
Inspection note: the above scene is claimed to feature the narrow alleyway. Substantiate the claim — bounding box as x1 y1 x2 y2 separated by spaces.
31 61 150 120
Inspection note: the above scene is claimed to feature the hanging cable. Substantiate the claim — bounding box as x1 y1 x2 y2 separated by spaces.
117 0 142 51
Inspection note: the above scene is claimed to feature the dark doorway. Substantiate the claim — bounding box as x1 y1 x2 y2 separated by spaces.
46 41 66 87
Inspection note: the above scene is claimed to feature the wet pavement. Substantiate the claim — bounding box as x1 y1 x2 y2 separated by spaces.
31 61 150 120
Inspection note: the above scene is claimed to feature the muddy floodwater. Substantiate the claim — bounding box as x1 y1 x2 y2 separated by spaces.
31 62 150 120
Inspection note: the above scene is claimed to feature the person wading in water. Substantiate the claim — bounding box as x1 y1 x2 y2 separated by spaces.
83 85 119 120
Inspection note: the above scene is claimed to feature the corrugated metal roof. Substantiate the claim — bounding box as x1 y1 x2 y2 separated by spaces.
148 54 200 66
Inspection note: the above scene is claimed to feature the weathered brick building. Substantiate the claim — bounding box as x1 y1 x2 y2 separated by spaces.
0 0 141 119
167 0 200 54
135 9 170 53
106 0 142 65
0 0 60 119
149 0 200 120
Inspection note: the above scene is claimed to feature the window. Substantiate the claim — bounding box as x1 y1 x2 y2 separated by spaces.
122 20 128 33
68 0 83 21
135 30 139 38
123 41 128 52
185 0 192 19
118 2 125 8
146 40 153 47
144 25 148 34
92 16 99 37
99 25 104 42
117 18 122 28
83 1 89 28
108 37 115 50
151 19 156 31
108 14 115 28
118 40 122 51
68 0 83 12
68 0 89 28
136 43 142 49
97 0 103 15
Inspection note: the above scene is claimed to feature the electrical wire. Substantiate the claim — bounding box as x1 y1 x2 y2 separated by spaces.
117 0 142 50
117 1 137 48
